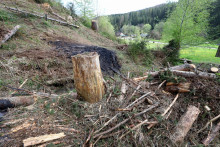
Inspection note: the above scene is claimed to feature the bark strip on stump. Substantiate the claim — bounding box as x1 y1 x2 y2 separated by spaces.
170 105 200 144
71 52 105 103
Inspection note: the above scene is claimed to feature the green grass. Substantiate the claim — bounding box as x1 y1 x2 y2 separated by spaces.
180 46 220 64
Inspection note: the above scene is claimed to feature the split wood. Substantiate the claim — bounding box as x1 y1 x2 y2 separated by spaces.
23 132 65 147
94 102 159 138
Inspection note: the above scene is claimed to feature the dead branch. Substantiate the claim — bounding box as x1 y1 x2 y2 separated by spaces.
0 25 21 46
161 94 179 117
94 102 159 138
198 114 220 133
170 105 200 144
118 81 128 101
23 133 66 147
12 79 28 95
202 122 220 146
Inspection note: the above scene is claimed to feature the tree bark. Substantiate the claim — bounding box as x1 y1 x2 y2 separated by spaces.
170 105 200 144
71 52 105 103
91 20 98 31
169 64 196 71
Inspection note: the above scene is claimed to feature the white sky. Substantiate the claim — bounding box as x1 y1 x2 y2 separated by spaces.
61 0 178 15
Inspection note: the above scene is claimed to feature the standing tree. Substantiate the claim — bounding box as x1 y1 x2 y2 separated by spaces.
162 0 211 63
142 24 152 34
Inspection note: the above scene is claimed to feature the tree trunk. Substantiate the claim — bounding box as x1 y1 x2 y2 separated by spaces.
216 46 220 57
170 105 200 144
71 52 105 103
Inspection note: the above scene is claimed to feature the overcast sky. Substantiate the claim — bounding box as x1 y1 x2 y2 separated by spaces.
61 0 178 15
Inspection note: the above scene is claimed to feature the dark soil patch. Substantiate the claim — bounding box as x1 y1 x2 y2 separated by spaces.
49 41 121 75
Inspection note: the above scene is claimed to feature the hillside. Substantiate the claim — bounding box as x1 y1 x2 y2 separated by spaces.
109 3 176 31
0 0 220 147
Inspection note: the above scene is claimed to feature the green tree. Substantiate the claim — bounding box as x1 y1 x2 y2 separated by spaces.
98 16 115 39
142 24 151 34
154 21 165 35
163 0 211 47
122 25 140 36
76 0 95 18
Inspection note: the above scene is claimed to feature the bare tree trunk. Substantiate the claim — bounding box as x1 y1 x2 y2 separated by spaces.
215 46 220 57
71 52 105 103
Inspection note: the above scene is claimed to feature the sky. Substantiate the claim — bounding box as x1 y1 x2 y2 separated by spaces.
61 0 178 15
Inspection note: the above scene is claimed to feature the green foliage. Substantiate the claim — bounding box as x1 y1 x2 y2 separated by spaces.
128 40 154 66
162 39 180 65
75 0 95 18
0 10 17 22
80 17 91 28
142 24 151 34
122 25 140 36
109 3 176 31
159 70 186 83
1 43 16 50
98 16 116 40
163 0 211 46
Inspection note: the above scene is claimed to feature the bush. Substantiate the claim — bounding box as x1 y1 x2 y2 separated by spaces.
98 16 116 40
128 40 154 66
162 39 180 65
80 17 91 28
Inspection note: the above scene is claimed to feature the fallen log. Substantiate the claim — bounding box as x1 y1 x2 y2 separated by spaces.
169 63 196 71
170 105 200 144
1 6 79 28
0 25 21 46
0 95 37 110
146 70 217 79
202 122 220 146
71 52 105 103
23 132 65 147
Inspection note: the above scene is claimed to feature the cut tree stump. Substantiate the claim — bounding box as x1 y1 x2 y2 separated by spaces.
71 52 105 103
91 20 98 31
0 95 37 110
0 25 21 46
170 105 200 144
209 67 219 73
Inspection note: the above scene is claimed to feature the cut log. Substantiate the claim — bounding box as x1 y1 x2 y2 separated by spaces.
23 132 65 147
170 105 200 144
0 25 21 46
146 70 217 79
209 67 219 73
202 122 220 146
169 64 196 71
71 52 105 103
0 95 37 110
165 82 191 93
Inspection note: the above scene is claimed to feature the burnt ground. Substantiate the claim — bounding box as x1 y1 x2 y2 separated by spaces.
49 41 121 75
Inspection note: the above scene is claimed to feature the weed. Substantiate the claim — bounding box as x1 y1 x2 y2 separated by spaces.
128 40 154 66
1 43 16 50
0 10 17 22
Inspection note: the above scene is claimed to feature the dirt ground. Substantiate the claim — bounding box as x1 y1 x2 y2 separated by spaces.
0 1 220 146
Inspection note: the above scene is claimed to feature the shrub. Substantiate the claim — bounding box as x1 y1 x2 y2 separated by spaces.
162 39 180 65
128 40 154 66
98 16 116 40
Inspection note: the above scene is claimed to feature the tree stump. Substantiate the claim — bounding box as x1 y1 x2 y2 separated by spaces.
91 20 98 31
216 45 220 57
71 52 105 103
